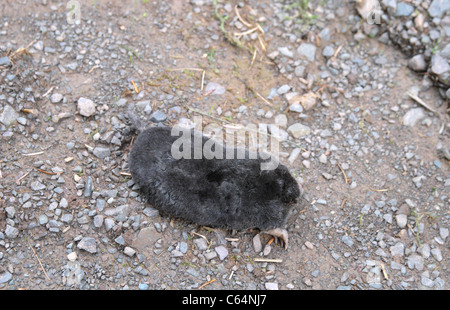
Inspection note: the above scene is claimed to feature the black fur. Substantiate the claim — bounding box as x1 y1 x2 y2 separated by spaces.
129 126 301 231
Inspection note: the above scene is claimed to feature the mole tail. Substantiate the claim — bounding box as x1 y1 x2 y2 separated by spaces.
127 109 145 134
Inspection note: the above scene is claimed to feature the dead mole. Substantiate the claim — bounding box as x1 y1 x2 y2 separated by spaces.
128 115 301 248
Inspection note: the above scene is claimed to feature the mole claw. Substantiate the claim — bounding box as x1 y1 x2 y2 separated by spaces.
263 228 289 250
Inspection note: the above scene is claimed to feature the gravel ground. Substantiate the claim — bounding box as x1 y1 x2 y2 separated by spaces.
0 0 448 290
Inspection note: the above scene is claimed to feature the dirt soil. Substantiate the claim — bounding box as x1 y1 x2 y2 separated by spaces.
0 0 448 290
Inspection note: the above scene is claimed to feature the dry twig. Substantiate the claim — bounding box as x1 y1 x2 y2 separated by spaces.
198 278 216 289
407 91 437 113
15 170 31 185
36 169 57 176
253 258 283 263
337 163 348 184
340 198 347 209
380 263 389 280
26 236 51 281
234 5 252 27
41 86 55 98
131 80 139 94
22 151 44 156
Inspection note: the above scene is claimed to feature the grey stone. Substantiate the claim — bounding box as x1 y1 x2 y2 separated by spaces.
383 213 393 224
319 27 330 41
289 103 303 113
204 82 226 95
104 204 131 222
356 0 379 19
396 2 414 16
322 46 335 57
84 176 93 197
5 225 19 239
390 242 405 257
287 123 311 138
431 248 443 262
403 108 425 127
52 112 73 124
408 54 427 72
288 148 301 164
277 84 291 95
186 268 200 279
0 272 12 284
93 215 103 228
297 43 316 62
395 214 407 228
382 0 397 16
59 197 68 208
321 129 332 137
319 154 327 164
430 53 450 85
104 218 115 231
265 282 279 290
33 40 44 51
294 65 305 77
204 250 217 260
132 226 160 250
136 100 151 111
31 181 46 191
253 234 262 252
150 111 167 123
431 53 450 75
375 248 388 257
278 47 294 58
407 254 424 271
23 193 31 203
93 147 110 159
143 207 159 217
215 245 228 260
101 189 118 198
418 244 431 258
341 235 354 247
421 276 434 288
66 62 78 70
48 220 63 228
50 93 64 103
77 237 97 253
5 206 15 218
114 235 125 245
61 214 73 223
77 97 96 117
63 261 84 287
124 247 136 257
16 117 27 126
96 199 106 212
336 285 352 290
428 0 450 18
0 56 11 67
439 227 449 241
366 266 381 285
39 214 49 225
274 114 288 128
193 238 208 251
52 112 74 123
441 43 450 58
0 104 19 126
179 241 188 254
